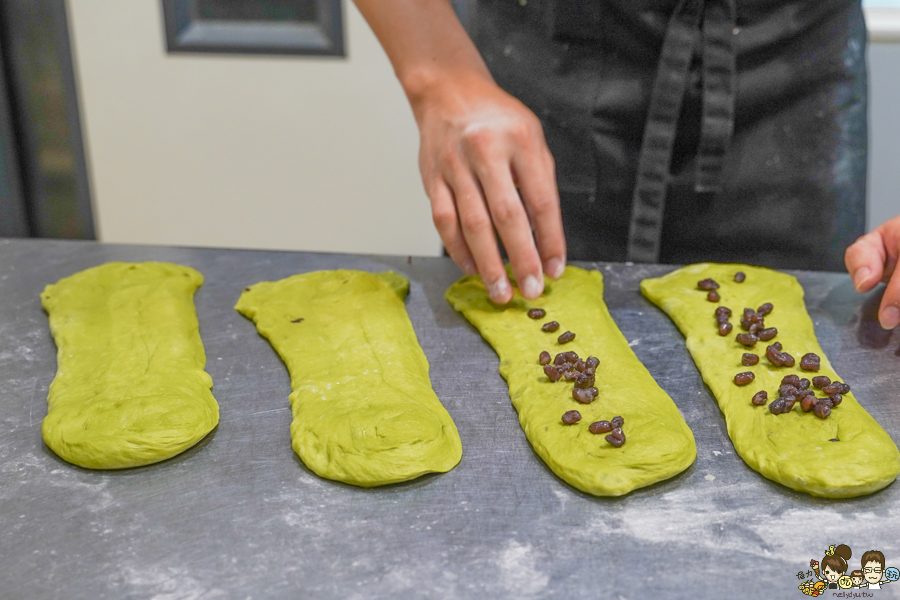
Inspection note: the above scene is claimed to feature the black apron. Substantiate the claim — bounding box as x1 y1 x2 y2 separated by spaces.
472 0 867 271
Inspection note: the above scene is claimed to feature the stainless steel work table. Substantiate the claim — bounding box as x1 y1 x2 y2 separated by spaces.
2 238 899 599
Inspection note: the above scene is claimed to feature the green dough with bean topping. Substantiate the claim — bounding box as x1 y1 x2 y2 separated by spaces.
641 263 900 498
235 270 462 487
40 262 219 469
446 266 696 496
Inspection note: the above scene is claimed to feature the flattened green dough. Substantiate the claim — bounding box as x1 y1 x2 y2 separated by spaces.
41 262 219 469
446 266 696 496
235 270 462 487
641 263 900 498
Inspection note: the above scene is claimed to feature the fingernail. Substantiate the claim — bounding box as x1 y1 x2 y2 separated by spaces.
546 257 565 279
520 274 543 299
853 267 871 291
461 260 477 276
487 278 510 302
881 305 900 330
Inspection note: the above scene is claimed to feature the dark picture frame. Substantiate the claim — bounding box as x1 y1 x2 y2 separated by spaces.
161 0 344 57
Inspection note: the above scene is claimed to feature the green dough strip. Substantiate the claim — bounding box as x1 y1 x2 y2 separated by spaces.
41 262 219 469
446 266 696 496
641 263 900 498
235 270 462 487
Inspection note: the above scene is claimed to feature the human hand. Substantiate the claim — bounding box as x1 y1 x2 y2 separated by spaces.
409 72 566 304
845 215 900 330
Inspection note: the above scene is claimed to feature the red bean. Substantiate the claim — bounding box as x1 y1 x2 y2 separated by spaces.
766 346 793 367
588 387 599 398
542 321 560 333
782 398 796 413
707 291 720 302
572 388 593 404
539 351 551 365
698 278 720 290
610 416 624 428
751 390 768 405
813 403 831 419
574 373 595 389
795 389 814 401
734 272 746 283
585 356 600 369
605 434 625 448
543 365 562 382
812 376 831 389
574 360 586 372
799 353 820 372
554 353 567 366
757 327 778 341
800 395 817 412
829 393 843 407
742 353 759 366
564 370 577 382
589 420 612 434
564 351 579 363
822 382 843 395
584 367 596 377
718 322 733 336
734 372 755 386
527 308 546 319
779 384 799 397
769 398 786 414
839 382 851 394
561 410 582 424
715 306 732 320
558 331 576 344
772 342 782 351
736 333 758 347
757 303 773 315
609 427 625 441
798 378 810 390
781 374 800 387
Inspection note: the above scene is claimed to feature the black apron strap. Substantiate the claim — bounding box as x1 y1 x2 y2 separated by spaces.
697 0 737 193
626 0 737 263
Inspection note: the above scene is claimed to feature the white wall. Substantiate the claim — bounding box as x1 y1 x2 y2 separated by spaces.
66 0 442 256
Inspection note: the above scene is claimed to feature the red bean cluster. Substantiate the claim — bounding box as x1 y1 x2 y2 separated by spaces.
543 350 598 402
750 373 850 420
527 308 625 446
701 274 855 426
531 305 626 448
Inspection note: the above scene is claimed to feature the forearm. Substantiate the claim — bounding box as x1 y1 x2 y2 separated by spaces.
352 0 494 113
354 0 566 301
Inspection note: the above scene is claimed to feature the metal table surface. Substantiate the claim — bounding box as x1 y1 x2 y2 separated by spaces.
1 238 899 600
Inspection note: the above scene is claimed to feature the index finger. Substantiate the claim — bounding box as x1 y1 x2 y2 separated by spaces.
844 230 887 292
513 146 566 279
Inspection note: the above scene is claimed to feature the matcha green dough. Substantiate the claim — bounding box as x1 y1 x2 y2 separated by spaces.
446 266 696 496
40 262 219 469
641 263 900 498
235 270 462 487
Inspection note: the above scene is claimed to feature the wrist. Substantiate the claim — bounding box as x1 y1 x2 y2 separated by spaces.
400 64 496 124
